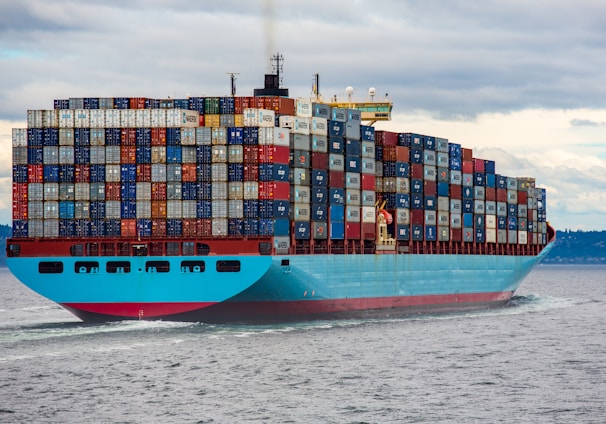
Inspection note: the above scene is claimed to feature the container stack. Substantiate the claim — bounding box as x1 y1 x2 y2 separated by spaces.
11 95 548 250
373 131 549 246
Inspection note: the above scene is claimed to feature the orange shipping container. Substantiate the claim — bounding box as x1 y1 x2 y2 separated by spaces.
121 219 137 237
151 182 167 200
151 200 167 218
121 128 137 146
151 128 166 146
152 219 166 237
105 182 121 200
121 146 136 164
137 164 152 182
182 164 197 182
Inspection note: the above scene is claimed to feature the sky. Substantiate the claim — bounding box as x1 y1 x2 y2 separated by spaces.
1 0 605 231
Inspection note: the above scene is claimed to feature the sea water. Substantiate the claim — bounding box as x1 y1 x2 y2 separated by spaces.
0 266 604 423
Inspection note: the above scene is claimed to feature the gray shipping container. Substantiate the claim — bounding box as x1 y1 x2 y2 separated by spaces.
59 183 75 201
28 219 44 238
90 182 105 200
166 200 182 218
166 182 182 200
28 183 44 201
28 201 44 219
183 200 197 218
137 201 151 218
43 147 59 164
151 164 166 182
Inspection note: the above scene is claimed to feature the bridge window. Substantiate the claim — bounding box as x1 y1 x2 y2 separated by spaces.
75 261 100 274
39 261 64 274
181 260 205 273
146 260 170 273
106 261 131 273
216 260 240 273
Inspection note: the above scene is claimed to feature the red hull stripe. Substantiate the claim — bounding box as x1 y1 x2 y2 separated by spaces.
62 302 217 318
62 292 512 320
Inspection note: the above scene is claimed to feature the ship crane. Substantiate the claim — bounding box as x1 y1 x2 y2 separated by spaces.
376 200 396 249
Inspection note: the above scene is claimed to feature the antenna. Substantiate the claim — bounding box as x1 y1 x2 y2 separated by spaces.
227 72 240 96
271 53 284 88
312 74 320 100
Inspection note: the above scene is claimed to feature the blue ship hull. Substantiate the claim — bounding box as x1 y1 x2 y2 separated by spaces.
6 242 553 323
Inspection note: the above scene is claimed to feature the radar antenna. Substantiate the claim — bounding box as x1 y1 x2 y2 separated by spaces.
227 72 240 97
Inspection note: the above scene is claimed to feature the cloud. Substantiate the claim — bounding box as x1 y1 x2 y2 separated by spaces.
570 119 606 127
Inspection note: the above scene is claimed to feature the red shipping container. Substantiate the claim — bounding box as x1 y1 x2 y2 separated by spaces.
383 146 397 162
462 148 473 161
396 146 409 162
518 191 528 204
375 131 398 146
451 228 462 241
198 218 213 237
424 181 437 196
182 219 197 237
121 128 136 146
411 209 425 225
346 222 361 239
151 182 167 200
106 182 121 200
485 188 496 202
462 160 473 174
255 97 265 108
75 165 90 183
13 183 28 200
27 165 43 183
182 164 197 182
496 188 507 203
361 222 376 240
152 219 166 237
361 174 375 191
121 219 137 237
258 145 289 164
243 164 259 181
121 146 137 164
13 200 28 220
451 184 462 199
136 164 152 182
312 152 329 169
243 146 259 164
198 115 205 127
240 96 253 110
151 128 166 146
329 170 345 188
258 182 290 200
234 97 244 114
411 164 424 179
129 97 147 109
473 158 485 173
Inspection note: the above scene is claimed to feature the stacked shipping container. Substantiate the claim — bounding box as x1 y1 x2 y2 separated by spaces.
11 96 548 252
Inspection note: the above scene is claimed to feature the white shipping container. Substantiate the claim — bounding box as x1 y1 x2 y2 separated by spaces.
136 182 151 201
212 182 228 200
274 127 290 146
346 189 361 205
44 219 59 237
229 182 243 200
151 146 166 164
42 110 59 128
211 127 227 145
120 109 136 128
90 128 105 145
88 109 105 128
485 229 497 244
278 115 294 129
329 154 344 171
182 200 197 218
106 165 121 182
150 109 166 127
361 206 376 223
166 200 182 218
212 200 228 218
74 109 91 128
44 183 59 201
293 203 310 221
28 201 44 219
12 128 27 147
243 182 259 200
295 99 312 118
43 146 59 164
27 110 43 128
135 109 152 127
228 200 244 218
362 190 376 206
310 117 327 135
211 163 228 181
166 109 199 128
12 147 27 164
181 127 196 145
58 110 75 128
273 236 290 253
28 219 44 238
396 208 410 225
311 135 328 153
243 108 275 127
59 128 74 146
136 200 151 218
105 109 120 127
90 146 106 164
28 183 44 201
227 145 243 163
106 201 121 219
212 218 228 236
258 127 273 145
196 127 212 145
346 206 360 222
293 117 311 135
292 185 310 203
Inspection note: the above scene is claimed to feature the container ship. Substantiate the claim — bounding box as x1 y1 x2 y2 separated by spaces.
6 57 555 323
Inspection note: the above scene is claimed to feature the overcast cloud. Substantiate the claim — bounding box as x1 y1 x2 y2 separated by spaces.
1 0 605 230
